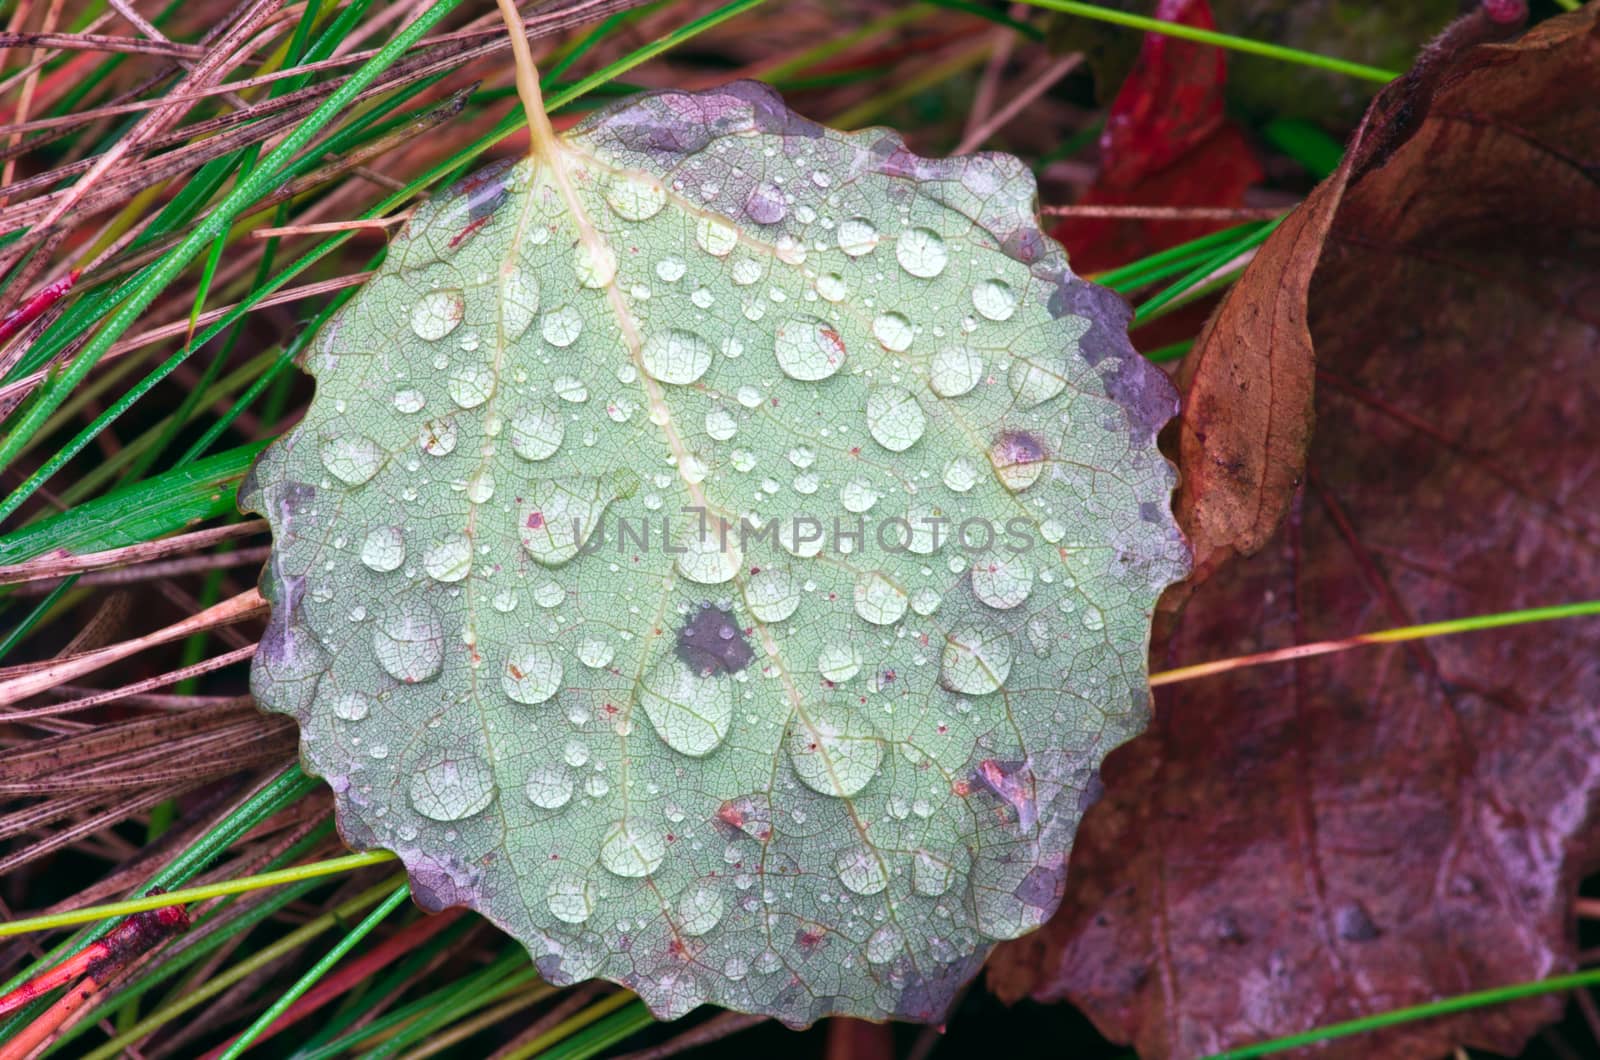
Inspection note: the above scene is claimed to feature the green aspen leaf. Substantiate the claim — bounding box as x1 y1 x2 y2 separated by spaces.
241 81 1188 1027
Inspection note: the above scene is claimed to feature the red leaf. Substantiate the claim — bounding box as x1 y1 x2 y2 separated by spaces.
990 7 1600 1058
1055 0 1263 272
1101 0 1233 182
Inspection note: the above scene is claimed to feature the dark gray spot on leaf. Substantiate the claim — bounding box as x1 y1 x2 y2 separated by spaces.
677 602 753 676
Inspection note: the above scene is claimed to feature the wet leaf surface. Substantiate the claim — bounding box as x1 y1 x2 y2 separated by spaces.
241 82 1188 1026
989 8 1600 1057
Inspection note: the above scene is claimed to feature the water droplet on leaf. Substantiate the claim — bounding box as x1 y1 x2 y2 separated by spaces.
895 227 948 278
600 819 666 877
940 624 1013 695
408 756 494 822
785 701 883 798
411 289 464 341
502 644 563 704
641 328 713 385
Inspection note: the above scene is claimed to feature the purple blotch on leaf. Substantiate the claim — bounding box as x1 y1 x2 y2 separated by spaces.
677 603 754 676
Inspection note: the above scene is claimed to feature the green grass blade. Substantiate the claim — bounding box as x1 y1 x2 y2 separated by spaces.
514 996 653 1060
302 953 536 1060
0 0 468 520
1093 221 1266 292
0 441 265 564
1206 968 1600 1058
215 884 411 1060
0 767 318 1040
1134 217 1280 323
1018 0 1398 82
0 851 398 938
71 877 403 1060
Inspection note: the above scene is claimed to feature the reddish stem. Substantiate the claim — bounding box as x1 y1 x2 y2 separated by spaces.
0 269 78 346
0 904 188 1023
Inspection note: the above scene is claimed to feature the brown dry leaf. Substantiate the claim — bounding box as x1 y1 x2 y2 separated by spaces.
989 6 1600 1058
1165 1 1537 594
1166 163 1333 590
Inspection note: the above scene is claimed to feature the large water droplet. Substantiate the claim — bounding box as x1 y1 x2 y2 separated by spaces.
447 363 495 409
418 418 457 457
943 456 978 493
408 755 494 821
836 217 879 256
911 587 943 616
517 476 624 566
865 387 926 452
912 847 965 896
903 504 946 555
840 478 879 513
332 692 371 721
816 643 861 684
640 659 733 757
972 279 1017 321
360 526 405 572
744 181 787 224
773 316 846 381
929 346 983 398
509 405 564 461
990 430 1047 491
320 435 384 485
705 407 738 441
778 518 825 558
525 762 574 809
895 227 949 278
785 701 883 798
940 623 1013 695
547 873 595 923
600 819 666 877
604 174 666 220
553 376 588 403
1008 358 1065 408
730 258 763 286
641 328 713 385
541 305 584 347
674 881 727 936
695 216 738 257
573 241 618 288
867 924 904 964
676 527 740 585
871 312 914 353
502 644 563 704
836 845 889 895
410 289 463 341
743 565 799 622
422 532 472 582
853 570 908 625
499 266 539 340
579 637 614 669
465 469 495 504
972 556 1033 609
374 602 445 683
